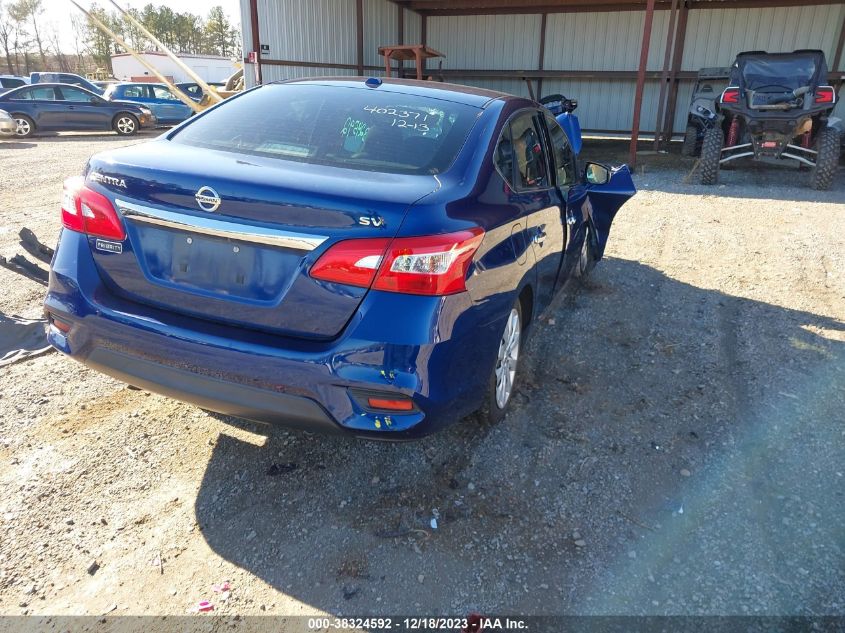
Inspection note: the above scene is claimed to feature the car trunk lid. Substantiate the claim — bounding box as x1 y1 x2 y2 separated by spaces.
84 141 437 339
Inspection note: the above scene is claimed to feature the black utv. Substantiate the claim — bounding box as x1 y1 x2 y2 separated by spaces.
681 66 731 157
700 50 840 190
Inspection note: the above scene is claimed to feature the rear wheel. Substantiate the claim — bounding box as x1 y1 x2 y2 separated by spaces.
809 126 840 191
479 301 522 425
13 114 34 138
113 113 138 136
700 126 723 185
681 124 699 157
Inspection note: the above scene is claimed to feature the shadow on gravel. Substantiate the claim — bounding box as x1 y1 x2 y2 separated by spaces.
580 139 845 204
194 259 845 615
0 141 36 149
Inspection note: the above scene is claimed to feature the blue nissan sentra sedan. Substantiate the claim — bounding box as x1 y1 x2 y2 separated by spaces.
45 78 635 439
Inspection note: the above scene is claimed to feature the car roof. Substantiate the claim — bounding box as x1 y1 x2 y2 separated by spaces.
278 77 518 108
114 81 169 86
17 82 96 90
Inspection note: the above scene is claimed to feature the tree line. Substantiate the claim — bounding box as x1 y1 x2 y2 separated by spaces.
0 0 241 76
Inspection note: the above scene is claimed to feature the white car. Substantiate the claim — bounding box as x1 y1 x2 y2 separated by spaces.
0 109 16 137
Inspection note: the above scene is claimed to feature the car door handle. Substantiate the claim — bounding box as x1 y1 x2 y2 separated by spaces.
533 229 546 246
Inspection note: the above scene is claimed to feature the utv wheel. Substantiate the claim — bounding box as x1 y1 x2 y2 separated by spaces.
479 301 522 425
13 114 35 138
700 126 723 185
113 113 138 136
681 124 699 157
809 127 840 191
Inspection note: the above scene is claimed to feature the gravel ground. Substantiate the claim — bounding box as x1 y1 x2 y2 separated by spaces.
0 132 843 619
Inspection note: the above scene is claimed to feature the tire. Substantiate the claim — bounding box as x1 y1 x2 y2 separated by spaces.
12 114 35 138
681 124 699 157
478 300 523 425
700 126 723 185
809 126 840 191
575 224 597 279
113 113 139 136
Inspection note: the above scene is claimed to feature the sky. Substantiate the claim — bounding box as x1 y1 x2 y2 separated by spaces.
41 0 242 50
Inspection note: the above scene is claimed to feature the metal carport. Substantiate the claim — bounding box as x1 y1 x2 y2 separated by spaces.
241 0 845 165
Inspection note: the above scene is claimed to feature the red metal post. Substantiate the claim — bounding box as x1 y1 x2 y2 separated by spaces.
397 6 405 77
249 0 262 84
661 0 689 146
420 14 427 77
653 0 679 150
356 0 364 76
537 12 548 99
628 0 657 167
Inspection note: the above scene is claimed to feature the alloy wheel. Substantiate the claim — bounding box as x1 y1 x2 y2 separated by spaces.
15 118 30 136
117 117 136 134
494 308 521 409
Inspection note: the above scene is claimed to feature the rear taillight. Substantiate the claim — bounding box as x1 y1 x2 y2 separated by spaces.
373 229 484 295
815 86 835 104
721 87 740 104
310 228 484 296
309 238 391 288
61 176 126 241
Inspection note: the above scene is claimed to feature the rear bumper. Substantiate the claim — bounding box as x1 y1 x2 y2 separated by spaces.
45 230 507 439
84 347 340 434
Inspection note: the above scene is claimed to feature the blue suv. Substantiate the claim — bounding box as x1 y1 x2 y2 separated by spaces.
103 83 194 125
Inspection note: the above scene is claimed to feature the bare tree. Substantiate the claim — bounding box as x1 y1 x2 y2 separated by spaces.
10 0 45 69
70 14 87 72
0 1 15 73
45 24 69 72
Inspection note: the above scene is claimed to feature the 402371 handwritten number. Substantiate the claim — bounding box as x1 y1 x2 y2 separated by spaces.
363 105 429 122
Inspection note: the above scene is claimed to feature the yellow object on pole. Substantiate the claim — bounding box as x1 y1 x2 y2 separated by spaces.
68 0 203 114
108 0 224 104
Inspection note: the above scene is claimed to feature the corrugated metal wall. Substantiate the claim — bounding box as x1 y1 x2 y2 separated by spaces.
242 1 844 131
404 8 421 45
364 0 398 69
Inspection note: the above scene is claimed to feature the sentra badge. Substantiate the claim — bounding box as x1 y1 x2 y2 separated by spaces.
90 172 127 188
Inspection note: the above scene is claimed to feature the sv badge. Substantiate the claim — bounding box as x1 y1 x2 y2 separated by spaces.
358 215 386 228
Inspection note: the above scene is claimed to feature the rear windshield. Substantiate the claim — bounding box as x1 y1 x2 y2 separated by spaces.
740 58 817 90
171 83 481 175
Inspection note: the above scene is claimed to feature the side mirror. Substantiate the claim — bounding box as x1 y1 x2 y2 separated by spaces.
90 97 101 105
584 162 611 185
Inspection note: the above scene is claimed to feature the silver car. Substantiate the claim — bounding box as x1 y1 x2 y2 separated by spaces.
0 108 15 137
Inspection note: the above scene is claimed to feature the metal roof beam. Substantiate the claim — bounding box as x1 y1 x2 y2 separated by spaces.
396 0 844 15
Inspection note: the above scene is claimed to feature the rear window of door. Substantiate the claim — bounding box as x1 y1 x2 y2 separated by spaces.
508 110 550 190
58 86 93 102
152 86 178 100
18 87 57 101
543 113 576 190
122 85 147 98
171 83 481 176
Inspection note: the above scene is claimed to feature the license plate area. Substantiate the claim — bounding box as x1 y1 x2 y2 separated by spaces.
136 224 301 302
